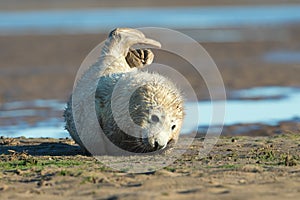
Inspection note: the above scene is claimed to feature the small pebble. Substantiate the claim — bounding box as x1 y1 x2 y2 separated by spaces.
238 179 246 184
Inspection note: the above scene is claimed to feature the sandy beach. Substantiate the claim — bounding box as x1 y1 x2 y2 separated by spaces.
1 133 299 199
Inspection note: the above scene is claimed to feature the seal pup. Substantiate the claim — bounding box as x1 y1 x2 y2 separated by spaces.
64 28 184 154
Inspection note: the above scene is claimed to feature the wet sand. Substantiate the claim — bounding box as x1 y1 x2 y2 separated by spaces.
0 133 299 199
1 25 300 102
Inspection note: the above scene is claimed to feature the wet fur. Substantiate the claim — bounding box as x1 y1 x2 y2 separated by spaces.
64 28 184 154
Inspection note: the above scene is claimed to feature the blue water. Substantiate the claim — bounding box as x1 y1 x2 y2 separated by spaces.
0 100 68 138
183 87 300 133
1 119 67 138
0 87 299 138
230 86 299 99
1 5 300 35
263 50 300 64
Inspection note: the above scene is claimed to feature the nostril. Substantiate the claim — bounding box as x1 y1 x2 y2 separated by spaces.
154 141 159 149
154 141 165 150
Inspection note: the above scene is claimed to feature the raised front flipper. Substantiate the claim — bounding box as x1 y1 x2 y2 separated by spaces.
100 28 161 75
126 48 154 69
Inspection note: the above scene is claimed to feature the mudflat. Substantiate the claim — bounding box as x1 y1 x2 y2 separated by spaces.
1 25 300 102
0 133 299 199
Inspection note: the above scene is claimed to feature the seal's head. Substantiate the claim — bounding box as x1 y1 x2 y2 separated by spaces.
102 72 184 153
130 79 184 152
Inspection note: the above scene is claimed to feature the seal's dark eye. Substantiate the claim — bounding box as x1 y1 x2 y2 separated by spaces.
151 115 160 123
171 125 176 130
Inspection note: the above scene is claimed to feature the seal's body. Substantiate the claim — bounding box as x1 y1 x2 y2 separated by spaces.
64 28 184 153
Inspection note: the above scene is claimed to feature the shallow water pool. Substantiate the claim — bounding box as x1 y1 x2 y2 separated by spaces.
182 86 300 133
263 50 300 64
0 100 67 138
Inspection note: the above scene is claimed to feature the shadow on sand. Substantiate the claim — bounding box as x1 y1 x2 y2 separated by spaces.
0 142 84 156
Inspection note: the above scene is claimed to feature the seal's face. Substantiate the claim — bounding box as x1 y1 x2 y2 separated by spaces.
129 81 184 152
141 106 183 151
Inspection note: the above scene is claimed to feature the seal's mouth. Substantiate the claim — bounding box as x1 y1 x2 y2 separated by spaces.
154 141 166 150
111 132 175 153
141 137 173 152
